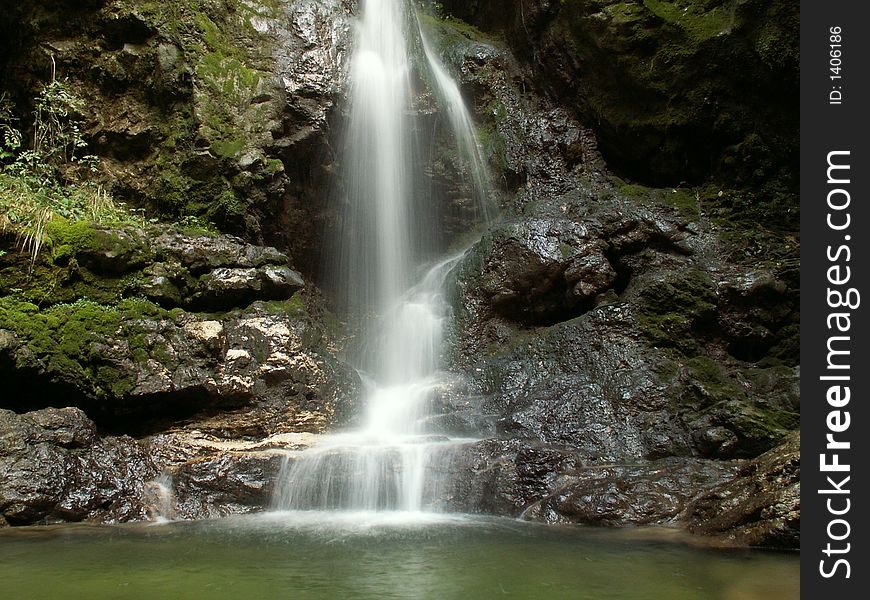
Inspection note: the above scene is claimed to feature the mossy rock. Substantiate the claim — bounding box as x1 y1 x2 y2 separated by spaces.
635 268 717 353
658 354 798 458
0 296 172 400
441 0 798 189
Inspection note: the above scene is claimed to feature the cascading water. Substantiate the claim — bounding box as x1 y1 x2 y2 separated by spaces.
418 24 492 220
273 0 491 515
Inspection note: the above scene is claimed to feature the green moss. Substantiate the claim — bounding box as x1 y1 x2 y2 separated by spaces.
255 292 308 319
544 0 798 192
635 268 717 352
682 355 737 401
0 223 137 306
669 353 798 454
754 6 799 71
157 174 190 215
641 0 735 42
195 51 270 159
45 219 102 259
112 0 278 233
759 323 800 367
0 297 121 391
418 12 493 45
2 220 194 308
726 401 799 447
0 296 176 398
637 312 695 352
616 180 704 219
284 292 307 317
476 122 509 173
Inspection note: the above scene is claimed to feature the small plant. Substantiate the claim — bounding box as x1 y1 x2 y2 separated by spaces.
0 64 132 266
0 93 22 160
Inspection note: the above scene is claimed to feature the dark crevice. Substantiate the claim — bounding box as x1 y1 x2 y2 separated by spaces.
0 365 251 437
101 11 157 50
94 389 253 437
604 247 634 298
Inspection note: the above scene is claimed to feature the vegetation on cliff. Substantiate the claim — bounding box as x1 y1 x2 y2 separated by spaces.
0 0 799 545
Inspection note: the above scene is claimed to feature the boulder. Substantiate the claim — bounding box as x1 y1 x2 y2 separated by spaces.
523 459 735 526
0 299 360 432
0 408 156 525
684 431 800 547
479 219 615 324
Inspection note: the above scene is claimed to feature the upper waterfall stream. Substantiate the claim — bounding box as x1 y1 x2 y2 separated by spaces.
273 0 491 515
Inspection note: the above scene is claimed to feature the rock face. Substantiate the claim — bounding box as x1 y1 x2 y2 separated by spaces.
439 0 798 188
685 431 800 547
0 221 360 433
423 9 799 547
266 0 353 272
0 407 156 525
0 222 304 311
144 428 315 521
423 436 798 546
0 0 354 267
477 219 616 324
446 185 798 465
0 1 798 548
0 296 359 433
0 406 316 524
523 459 733 527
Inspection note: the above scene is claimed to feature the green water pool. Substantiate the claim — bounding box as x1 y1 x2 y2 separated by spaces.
0 512 798 599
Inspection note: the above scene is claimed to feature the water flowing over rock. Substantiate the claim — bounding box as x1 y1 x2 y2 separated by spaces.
0 0 798 549
273 0 493 514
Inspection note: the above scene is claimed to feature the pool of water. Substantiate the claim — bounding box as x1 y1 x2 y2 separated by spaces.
0 512 798 599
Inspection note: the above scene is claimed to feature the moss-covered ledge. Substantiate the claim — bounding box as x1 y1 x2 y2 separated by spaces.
1 220 303 311
0 219 357 434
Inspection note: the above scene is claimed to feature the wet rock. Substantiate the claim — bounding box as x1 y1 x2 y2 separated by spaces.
0 407 310 526
169 451 285 520
440 0 798 187
0 408 157 525
450 290 798 463
479 220 615 324
47 223 305 312
684 431 800 548
436 439 735 529
435 439 584 516
453 305 696 462
715 271 796 362
143 428 321 520
192 265 304 311
523 459 735 526
0 298 361 433
149 228 290 274
264 0 353 274
424 376 497 437
273 0 351 144
19 407 97 449
447 177 798 464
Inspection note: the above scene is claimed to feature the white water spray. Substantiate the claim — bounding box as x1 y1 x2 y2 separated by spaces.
274 0 491 515
418 23 492 219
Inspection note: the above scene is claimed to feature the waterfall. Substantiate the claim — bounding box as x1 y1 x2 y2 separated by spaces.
273 0 490 515
341 0 414 324
418 23 492 222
